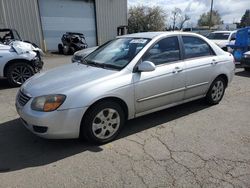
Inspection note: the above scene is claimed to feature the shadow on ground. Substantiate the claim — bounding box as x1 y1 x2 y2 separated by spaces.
0 78 12 90
235 70 250 78
0 99 210 173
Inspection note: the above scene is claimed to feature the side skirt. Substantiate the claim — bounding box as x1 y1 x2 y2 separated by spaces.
134 95 205 118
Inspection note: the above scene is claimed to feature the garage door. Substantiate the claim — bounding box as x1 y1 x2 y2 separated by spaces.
38 0 97 51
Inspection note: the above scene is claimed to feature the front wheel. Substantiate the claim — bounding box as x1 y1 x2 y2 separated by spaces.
81 101 125 144
206 77 226 105
6 63 35 87
244 67 250 72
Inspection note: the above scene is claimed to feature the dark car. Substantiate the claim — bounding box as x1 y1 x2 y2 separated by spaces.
241 51 250 71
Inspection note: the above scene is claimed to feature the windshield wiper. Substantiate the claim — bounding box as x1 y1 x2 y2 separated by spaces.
84 60 121 70
102 63 122 70
85 60 106 68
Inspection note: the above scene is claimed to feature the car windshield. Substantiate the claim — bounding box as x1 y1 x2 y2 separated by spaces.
207 32 230 40
84 38 150 70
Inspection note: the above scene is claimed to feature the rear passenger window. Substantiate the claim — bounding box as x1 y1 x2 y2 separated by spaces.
142 36 181 66
182 36 214 59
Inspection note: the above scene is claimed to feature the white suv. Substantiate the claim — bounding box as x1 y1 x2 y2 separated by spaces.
207 31 237 51
0 41 43 86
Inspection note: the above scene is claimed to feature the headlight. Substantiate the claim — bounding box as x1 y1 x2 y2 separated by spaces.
72 54 83 63
244 54 249 59
31 94 66 112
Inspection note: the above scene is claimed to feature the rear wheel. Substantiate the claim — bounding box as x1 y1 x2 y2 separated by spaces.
206 77 226 105
58 44 63 54
6 63 35 87
63 45 70 55
81 101 125 144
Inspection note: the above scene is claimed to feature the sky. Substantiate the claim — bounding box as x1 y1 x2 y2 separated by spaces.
128 0 250 27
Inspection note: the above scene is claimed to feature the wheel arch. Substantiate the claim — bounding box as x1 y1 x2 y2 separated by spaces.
83 96 129 121
3 59 32 77
79 96 129 138
206 74 229 96
216 74 228 88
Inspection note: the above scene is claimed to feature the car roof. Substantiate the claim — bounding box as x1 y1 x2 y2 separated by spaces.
118 31 198 39
211 31 235 34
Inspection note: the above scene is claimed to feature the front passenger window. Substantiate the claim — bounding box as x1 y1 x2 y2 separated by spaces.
142 37 181 66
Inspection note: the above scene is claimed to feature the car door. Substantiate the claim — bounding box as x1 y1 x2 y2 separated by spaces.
181 36 218 99
133 36 186 114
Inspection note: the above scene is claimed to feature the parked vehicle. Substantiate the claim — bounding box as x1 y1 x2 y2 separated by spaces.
16 32 234 144
58 32 88 55
72 46 99 63
207 30 237 51
227 27 250 65
241 51 250 71
0 28 40 49
0 41 43 86
0 28 22 44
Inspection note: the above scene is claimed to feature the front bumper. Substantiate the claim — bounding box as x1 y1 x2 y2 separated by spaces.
31 55 44 72
16 100 87 139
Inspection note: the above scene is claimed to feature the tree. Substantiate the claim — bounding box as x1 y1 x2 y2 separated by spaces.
128 6 166 33
171 8 182 30
170 8 190 30
197 10 223 27
240 9 250 27
179 14 190 30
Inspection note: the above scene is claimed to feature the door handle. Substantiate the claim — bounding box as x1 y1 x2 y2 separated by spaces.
172 67 183 73
211 59 218 65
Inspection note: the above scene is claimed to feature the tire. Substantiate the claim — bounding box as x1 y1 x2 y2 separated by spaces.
63 45 71 55
244 67 250 71
6 62 35 87
80 101 125 144
206 77 226 105
58 44 63 54
69 47 75 55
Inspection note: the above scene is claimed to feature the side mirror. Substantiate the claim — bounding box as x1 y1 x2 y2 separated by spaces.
137 61 156 72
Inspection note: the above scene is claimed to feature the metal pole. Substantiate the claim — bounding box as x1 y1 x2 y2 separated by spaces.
209 0 214 29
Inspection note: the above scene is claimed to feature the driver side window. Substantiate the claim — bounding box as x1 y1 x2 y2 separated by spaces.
142 36 181 66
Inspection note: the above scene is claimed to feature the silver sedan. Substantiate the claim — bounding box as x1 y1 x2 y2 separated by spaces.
16 32 235 144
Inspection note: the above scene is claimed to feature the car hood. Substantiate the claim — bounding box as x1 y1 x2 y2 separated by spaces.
244 51 250 55
22 63 118 97
0 44 11 50
74 46 99 56
210 40 228 47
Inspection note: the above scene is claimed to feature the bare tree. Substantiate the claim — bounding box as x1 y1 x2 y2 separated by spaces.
171 8 182 31
171 8 190 30
179 14 190 30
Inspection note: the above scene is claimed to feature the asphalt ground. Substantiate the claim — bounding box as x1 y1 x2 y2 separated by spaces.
0 56 249 188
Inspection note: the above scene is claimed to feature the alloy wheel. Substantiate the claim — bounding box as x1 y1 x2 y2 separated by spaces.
92 108 121 139
211 80 224 102
11 65 33 85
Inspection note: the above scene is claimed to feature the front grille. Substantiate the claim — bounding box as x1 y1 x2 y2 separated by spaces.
18 91 31 106
33 125 48 133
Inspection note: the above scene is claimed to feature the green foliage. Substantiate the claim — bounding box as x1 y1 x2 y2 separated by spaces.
240 9 250 27
128 6 166 33
197 10 223 27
